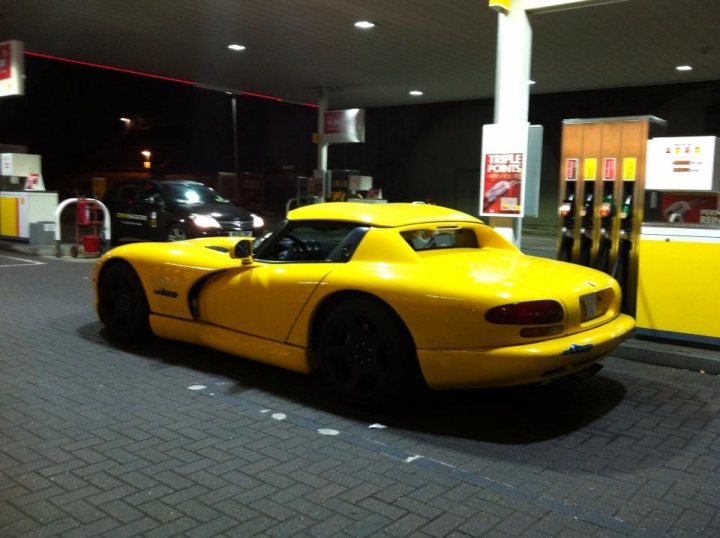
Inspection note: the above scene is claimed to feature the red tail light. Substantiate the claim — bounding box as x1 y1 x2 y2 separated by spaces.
485 300 564 325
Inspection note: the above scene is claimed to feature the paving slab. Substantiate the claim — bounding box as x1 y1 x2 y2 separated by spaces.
1 248 720 536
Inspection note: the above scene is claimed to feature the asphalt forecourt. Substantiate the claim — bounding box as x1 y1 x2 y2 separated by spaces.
1 256 719 536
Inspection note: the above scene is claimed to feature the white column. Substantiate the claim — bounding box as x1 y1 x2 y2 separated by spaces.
493 4 532 125
491 3 532 247
316 88 329 198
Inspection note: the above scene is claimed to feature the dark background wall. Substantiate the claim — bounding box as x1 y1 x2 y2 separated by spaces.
331 81 720 233
1 55 719 232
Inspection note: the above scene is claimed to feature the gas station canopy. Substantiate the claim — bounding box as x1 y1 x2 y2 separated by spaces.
0 0 719 109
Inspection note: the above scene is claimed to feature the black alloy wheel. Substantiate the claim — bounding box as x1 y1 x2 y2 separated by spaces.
98 262 151 342
167 223 187 242
318 297 424 407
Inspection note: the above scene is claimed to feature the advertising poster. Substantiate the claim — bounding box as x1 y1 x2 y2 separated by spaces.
660 193 719 224
480 123 529 217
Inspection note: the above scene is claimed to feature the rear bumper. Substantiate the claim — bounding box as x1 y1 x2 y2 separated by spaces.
417 314 635 389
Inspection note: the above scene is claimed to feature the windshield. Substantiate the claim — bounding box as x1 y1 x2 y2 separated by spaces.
163 183 230 205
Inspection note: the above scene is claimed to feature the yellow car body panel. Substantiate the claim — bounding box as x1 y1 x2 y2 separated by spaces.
94 202 635 390
199 262 337 342
95 237 240 320
149 314 312 374
417 313 635 389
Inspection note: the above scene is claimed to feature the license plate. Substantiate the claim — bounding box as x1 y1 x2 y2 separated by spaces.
580 293 598 321
229 231 250 237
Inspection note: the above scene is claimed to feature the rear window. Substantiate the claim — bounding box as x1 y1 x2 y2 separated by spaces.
401 228 478 251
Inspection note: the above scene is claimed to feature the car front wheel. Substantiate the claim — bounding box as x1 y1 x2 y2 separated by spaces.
98 261 151 342
317 297 424 407
167 223 187 242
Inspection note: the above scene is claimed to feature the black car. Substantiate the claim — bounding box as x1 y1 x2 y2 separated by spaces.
103 179 263 244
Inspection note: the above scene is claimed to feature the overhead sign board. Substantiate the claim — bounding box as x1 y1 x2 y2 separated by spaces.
323 109 365 144
0 40 24 97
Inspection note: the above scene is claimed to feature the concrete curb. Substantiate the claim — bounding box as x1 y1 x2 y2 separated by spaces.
616 336 720 375
0 239 103 258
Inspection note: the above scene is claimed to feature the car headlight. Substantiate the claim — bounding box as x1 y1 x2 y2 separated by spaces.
251 213 264 228
190 214 221 229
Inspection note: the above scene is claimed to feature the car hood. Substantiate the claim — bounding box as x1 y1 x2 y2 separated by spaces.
172 203 254 221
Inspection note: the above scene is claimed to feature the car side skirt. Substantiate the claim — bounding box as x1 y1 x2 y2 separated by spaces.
417 314 635 390
149 314 312 374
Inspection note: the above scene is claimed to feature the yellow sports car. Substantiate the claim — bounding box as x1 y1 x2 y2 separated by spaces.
94 202 634 405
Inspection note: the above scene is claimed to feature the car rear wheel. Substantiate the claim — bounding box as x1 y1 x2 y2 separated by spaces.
167 223 187 242
318 297 424 407
98 261 151 341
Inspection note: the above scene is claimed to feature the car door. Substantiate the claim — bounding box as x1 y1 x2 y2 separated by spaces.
134 181 171 240
199 221 365 342
106 181 143 241
200 262 338 342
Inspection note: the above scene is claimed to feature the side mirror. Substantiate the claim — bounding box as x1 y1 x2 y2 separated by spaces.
230 237 254 264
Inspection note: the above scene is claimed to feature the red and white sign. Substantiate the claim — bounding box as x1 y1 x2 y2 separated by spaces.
0 40 24 97
322 109 365 144
480 123 529 217
0 43 11 80
603 158 616 181
565 158 578 181
24 173 40 190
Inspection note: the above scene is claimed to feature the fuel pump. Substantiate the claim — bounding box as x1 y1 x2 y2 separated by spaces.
578 192 594 266
557 192 575 262
592 190 615 273
612 191 633 310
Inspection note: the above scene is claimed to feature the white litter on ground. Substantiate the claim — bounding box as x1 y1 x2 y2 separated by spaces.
317 428 340 436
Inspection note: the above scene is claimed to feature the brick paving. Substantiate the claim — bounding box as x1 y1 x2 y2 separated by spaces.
1 251 719 537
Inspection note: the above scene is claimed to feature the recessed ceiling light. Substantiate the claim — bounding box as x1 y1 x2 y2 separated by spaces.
409 90 423 96
228 44 246 51
354 20 375 29
529 80 536 85
675 65 693 71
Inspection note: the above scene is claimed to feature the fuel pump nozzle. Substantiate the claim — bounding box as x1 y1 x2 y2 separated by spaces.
592 193 615 273
578 193 594 266
557 194 575 262
613 194 634 310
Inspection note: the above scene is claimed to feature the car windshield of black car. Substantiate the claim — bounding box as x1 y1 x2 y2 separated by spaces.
165 184 229 205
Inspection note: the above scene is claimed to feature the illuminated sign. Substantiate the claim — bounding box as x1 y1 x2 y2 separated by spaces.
0 40 24 97
323 109 366 144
